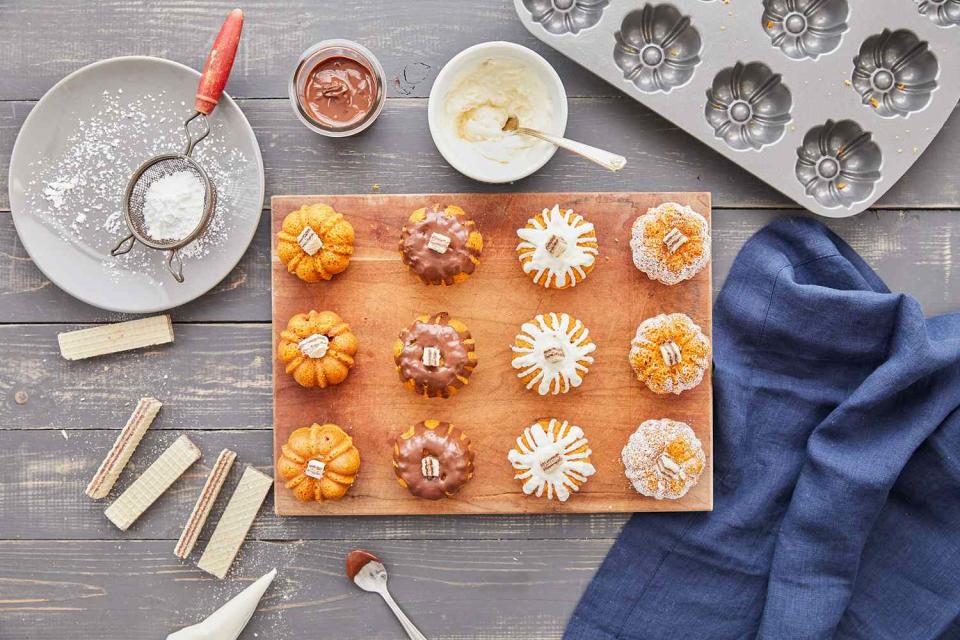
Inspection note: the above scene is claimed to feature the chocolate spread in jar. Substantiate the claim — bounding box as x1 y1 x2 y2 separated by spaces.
302 56 376 128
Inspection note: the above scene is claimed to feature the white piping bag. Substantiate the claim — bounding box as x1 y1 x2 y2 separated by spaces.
167 568 277 640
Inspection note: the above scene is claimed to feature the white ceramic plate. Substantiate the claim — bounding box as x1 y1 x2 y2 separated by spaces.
8 56 264 313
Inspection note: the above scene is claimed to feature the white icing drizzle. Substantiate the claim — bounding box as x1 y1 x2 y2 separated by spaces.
297 226 324 256
298 333 329 359
517 205 598 288
511 313 596 396
507 419 596 502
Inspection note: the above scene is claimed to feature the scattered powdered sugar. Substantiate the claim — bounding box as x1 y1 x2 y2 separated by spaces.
142 170 205 241
25 88 249 283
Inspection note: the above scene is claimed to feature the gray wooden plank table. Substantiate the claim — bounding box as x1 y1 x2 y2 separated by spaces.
1 2 958 638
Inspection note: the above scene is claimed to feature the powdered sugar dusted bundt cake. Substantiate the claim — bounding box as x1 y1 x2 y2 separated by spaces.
622 418 705 500
630 201 709 285
629 312 710 395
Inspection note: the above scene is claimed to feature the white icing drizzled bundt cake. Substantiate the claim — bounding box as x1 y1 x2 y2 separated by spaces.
508 418 596 502
516 204 599 289
511 312 596 396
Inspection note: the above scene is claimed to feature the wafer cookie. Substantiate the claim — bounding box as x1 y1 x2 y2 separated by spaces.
104 435 201 531
58 315 174 360
197 466 272 579
85 397 163 500
175 449 237 559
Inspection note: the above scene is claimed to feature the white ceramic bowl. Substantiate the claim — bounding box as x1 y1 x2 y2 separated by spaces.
428 41 568 183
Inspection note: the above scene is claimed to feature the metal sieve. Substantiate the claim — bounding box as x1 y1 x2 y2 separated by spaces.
112 117 217 282
110 9 243 282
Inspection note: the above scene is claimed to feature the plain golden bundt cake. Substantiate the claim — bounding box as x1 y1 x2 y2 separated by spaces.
276 203 355 282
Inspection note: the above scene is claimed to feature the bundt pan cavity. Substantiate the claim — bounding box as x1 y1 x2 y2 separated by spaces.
916 0 960 27
795 119 883 209
852 29 939 118
761 0 849 60
705 61 792 151
522 0 609 35
614 4 702 94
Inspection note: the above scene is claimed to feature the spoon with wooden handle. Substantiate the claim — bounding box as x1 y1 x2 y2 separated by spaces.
502 115 627 172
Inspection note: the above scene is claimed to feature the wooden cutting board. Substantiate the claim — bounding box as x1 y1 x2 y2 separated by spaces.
271 192 712 516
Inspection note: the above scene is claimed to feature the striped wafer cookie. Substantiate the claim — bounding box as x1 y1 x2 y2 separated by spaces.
58 315 174 360
104 435 201 531
197 466 272 579
85 397 162 500
174 449 237 559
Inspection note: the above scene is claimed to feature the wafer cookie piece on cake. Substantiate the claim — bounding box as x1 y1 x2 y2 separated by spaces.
175 449 237 559
58 315 174 360
104 435 201 531
197 466 272 579
85 397 163 499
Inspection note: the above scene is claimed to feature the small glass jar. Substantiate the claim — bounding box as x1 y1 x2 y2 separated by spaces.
289 39 386 137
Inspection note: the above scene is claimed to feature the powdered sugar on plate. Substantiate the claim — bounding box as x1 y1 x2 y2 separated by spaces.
24 88 248 284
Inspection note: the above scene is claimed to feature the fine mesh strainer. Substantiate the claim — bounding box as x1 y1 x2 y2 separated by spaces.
111 9 244 283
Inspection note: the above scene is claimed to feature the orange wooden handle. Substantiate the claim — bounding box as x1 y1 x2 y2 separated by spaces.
194 8 244 115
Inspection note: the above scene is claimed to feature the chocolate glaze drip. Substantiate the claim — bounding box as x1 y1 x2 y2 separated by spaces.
393 421 474 500
394 312 475 398
400 206 479 285
345 549 381 580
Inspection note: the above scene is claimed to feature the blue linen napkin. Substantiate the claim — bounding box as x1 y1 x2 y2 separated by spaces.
565 217 960 640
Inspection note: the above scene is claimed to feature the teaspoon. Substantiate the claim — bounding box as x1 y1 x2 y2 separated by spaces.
502 115 627 172
347 549 427 640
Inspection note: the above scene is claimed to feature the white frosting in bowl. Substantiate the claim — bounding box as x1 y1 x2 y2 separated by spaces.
444 58 554 165
428 42 568 183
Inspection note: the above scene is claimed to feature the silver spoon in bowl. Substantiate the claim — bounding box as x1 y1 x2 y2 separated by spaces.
347 549 427 640
502 115 627 172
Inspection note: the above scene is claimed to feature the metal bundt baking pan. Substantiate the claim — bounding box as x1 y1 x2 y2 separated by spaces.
515 0 960 218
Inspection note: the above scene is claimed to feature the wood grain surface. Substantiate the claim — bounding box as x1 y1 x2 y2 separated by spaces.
1 0 959 637
271 193 712 516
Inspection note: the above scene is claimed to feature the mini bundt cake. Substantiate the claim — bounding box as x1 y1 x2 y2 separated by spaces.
276 203 355 282
508 418 596 502
393 420 474 500
394 312 477 398
622 418 705 500
399 204 483 286
516 204 599 289
630 202 710 285
277 423 361 502
629 312 710 395
277 310 358 388
511 312 596 396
